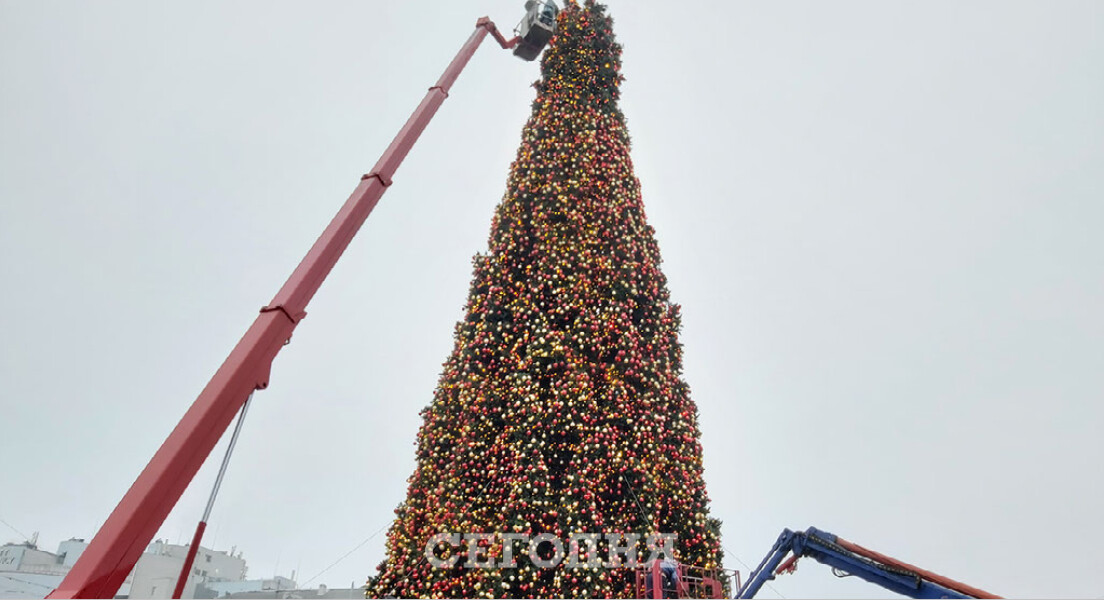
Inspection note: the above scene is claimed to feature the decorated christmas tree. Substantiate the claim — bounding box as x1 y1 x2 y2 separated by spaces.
366 2 724 597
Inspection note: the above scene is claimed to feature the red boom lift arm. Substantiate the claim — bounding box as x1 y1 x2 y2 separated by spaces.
47 18 521 600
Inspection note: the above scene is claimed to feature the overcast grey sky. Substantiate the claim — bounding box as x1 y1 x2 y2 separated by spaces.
1 1 1102 598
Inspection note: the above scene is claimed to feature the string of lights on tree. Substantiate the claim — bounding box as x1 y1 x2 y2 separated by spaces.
366 2 724 597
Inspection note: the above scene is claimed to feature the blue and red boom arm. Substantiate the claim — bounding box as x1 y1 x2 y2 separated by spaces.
737 527 1001 599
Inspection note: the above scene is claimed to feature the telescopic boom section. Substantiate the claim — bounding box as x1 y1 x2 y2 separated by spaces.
47 18 521 600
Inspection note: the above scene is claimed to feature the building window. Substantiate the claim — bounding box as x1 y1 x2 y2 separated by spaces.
205 554 211 562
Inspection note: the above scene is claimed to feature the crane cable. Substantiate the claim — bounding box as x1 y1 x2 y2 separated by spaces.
0 516 31 544
618 471 654 529
299 521 390 589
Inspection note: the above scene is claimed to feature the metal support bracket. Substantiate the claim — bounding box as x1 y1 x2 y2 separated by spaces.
360 171 393 187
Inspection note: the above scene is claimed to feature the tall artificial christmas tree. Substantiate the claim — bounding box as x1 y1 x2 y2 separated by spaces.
366 2 724 597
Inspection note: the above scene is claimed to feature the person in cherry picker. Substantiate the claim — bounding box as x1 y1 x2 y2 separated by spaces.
538 1 557 24
514 0 560 61
644 549 682 599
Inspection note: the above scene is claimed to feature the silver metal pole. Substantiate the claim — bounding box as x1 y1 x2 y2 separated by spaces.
203 392 253 521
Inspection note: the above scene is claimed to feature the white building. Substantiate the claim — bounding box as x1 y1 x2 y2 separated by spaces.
127 539 248 599
55 539 88 569
0 542 59 574
0 539 94 600
198 575 297 598
0 537 262 600
213 584 366 599
0 572 62 599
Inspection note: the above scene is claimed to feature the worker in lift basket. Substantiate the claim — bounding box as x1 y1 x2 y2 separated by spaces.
644 551 681 599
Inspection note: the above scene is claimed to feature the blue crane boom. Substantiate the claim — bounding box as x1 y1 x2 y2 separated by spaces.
737 527 1001 599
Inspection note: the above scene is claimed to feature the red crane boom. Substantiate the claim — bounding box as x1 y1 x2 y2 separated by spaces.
47 17 525 599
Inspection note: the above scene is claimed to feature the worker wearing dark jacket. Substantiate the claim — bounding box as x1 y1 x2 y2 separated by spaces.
644 556 681 598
